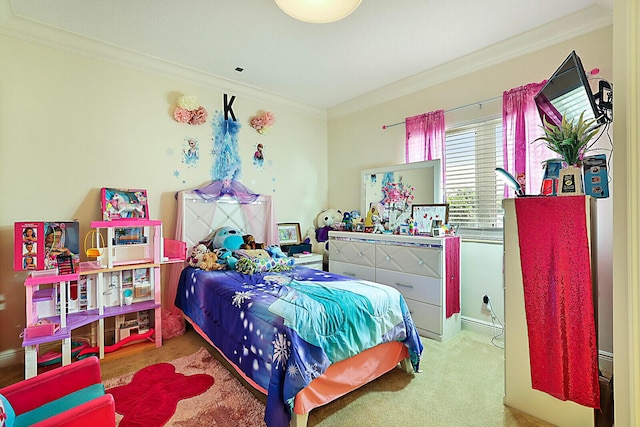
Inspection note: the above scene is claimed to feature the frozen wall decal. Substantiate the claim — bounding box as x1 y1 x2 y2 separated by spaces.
211 110 242 181
253 143 264 168
182 137 200 168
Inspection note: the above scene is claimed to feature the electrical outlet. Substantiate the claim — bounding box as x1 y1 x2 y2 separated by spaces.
482 294 492 312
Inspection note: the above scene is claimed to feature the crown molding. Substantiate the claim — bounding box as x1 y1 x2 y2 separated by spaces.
0 2 326 120
328 4 613 120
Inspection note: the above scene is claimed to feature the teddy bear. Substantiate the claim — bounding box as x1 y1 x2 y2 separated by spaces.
188 244 209 268
303 208 343 261
199 251 225 271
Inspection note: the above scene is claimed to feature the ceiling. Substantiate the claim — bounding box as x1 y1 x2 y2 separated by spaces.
4 0 613 110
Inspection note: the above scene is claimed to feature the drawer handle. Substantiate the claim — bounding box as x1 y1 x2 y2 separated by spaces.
344 272 357 277
395 282 414 289
418 260 424 265
358 252 363 257
386 256 390 261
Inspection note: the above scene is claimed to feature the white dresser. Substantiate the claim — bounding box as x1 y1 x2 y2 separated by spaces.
328 231 461 341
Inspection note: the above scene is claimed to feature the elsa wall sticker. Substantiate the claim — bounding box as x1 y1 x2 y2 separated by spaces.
182 137 199 168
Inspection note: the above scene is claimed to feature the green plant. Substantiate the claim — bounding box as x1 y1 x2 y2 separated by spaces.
534 112 599 166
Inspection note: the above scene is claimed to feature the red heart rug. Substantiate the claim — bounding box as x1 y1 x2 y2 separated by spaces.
103 348 266 426
107 361 214 426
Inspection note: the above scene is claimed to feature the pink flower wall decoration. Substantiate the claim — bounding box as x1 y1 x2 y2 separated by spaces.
250 111 275 134
174 95 208 125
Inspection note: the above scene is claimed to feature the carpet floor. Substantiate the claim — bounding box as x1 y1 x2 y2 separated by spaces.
103 347 266 426
2 327 556 426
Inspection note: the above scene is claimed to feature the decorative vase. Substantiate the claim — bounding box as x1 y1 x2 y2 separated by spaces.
557 165 584 196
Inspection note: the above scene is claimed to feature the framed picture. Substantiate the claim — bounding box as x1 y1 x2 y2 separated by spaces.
101 188 149 221
412 204 449 235
277 223 302 245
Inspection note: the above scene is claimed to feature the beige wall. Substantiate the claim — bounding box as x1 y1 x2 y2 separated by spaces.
327 27 614 356
0 34 328 362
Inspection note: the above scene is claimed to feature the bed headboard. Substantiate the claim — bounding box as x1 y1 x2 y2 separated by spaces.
178 188 278 250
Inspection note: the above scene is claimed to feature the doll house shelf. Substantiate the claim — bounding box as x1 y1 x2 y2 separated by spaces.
21 220 186 379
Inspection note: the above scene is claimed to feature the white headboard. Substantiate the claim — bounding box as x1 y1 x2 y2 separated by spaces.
178 191 277 250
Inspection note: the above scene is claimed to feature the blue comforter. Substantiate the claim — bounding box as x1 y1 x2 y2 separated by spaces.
175 266 423 427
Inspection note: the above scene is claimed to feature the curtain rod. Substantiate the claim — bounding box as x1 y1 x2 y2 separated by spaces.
381 95 502 130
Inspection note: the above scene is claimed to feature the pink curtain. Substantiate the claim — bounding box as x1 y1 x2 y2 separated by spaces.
405 110 445 165
502 81 553 196
445 236 460 318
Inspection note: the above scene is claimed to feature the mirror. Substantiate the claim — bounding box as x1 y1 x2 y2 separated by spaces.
361 160 442 228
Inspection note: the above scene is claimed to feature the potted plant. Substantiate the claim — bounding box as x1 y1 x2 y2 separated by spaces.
534 111 600 195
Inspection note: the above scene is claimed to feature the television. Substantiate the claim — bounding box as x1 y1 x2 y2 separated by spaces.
534 50 611 128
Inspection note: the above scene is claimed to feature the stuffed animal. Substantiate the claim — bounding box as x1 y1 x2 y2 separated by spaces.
211 227 244 250
199 252 225 271
266 245 287 258
188 244 210 268
240 234 264 250
215 248 238 270
304 208 343 261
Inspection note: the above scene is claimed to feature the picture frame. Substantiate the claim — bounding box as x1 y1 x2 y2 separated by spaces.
277 223 302 245
412 204 449 235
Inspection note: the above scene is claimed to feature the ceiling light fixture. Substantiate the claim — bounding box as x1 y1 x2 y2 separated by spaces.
274 0 362 24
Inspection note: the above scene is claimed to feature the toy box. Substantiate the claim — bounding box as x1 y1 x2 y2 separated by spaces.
14 221 80 271
583 154 610 198
101 187 149 220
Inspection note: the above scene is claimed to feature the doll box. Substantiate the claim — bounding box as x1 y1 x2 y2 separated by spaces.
14 221 80 271
101 187 149 221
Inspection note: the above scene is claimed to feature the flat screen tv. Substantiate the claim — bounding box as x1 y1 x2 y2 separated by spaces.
534 50 605 128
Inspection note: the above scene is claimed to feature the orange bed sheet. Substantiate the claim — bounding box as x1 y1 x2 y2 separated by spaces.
184 314 410 415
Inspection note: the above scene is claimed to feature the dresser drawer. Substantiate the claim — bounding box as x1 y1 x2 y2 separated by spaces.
375 269 442 306
404 298 441 336
329 238 375 267
329 260 376 282
375 244 442 278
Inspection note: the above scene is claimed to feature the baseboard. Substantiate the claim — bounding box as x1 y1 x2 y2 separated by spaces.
461 315 503 337
461 316 614 374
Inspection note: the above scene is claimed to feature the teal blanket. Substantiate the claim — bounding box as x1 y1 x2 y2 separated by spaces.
269 278 413 363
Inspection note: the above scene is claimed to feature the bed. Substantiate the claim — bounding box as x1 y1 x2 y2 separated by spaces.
170 181 424 427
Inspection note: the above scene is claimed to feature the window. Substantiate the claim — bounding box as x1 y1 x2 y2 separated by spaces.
445 117 504 242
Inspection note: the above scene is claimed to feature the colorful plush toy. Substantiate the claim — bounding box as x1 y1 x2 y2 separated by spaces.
211 227 244 250
188 244 209 267
266 245 287 258
215 248 238 270
199 252 225 271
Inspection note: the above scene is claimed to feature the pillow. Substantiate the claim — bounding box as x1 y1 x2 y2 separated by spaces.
234 249 270 260
235 257 294 274
0 393 15 427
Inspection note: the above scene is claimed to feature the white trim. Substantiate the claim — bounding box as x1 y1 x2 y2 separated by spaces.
328 4 613 119
461 315 503 336
0 2 325 120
